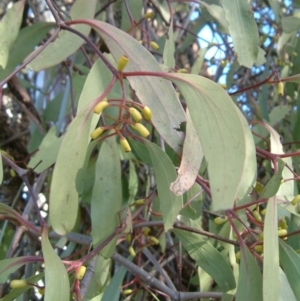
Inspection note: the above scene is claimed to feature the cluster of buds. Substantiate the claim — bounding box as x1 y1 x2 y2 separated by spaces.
10 280 45 295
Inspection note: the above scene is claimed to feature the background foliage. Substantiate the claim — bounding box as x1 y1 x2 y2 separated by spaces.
1 0 300 300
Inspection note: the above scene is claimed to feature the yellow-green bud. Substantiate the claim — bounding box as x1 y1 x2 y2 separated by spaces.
254 181 264 194
214 216 228 225
38 288 45 295
279 218 287 230
120 138 131 152
75 266 86 280
258 232 264 242
254 245 263 253
90 127 105 140
128 107 142 122
150 41 159 50
291 195 300 206
143 11 154 19
235 251 241 260
252 210 262 222
278 82 284 96
128 246 136 257
143 227 151 236
123 289 133 295
177 68 188 73
134 199 146 205
125 233 131 242
132 123 150 138
93 99 108 114
260 208 266 215
149 236 159 245
117 55 129 72
10 280 27 289
142 106 152 121
278 229 288 237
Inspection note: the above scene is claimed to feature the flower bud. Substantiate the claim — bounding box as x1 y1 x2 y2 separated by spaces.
254 181 264 194
125 233 131 242
38 288 45 295
132 123 150 138
150 41 159 50
128 246 136 257
93 99 108 114
278 82 284 96
214 216 228 225
258 232 264 242
10 280 27 289
252 210 262 222
75 266 86 280
149 236 159 245
142 106 152 121
90 127 105 140
128 107 142 122
143 227 150 236
134 199 145 205
235 251 241 260
291 195 300 206
278 229 287 237
254 245 263 253
279 218 287 230
123 289 133 295
117 55 129 72
143 11 154 19
177 68 188 73
120 138 131 152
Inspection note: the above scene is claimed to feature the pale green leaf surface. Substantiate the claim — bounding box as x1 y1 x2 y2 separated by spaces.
28 0 97 71
260 159 285 198
87 20 186 153
144 140 183 231
163 19 175 68
49 58 112 235
41 229 70 301
91 136 122 257
0 22 52 81
0 1 24 68
282 17 300 33
279 267 297 301
222 0 265 67
120 0 143 31
168 73 256 211
263 197 279 301
278 32 295 54
28 126 63 173
173 229 236 292
279 239 300 299
236 242 262 301
269 105 291 126
170 110 203 196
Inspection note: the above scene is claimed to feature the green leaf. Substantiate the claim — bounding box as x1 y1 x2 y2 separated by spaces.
41 229 70 301
173 229 236 292
49 57 113 235
28 0 97 71
28 126 63 173
0 1 25 68
144 140 183 231
0 22 53 81
191 48 207 75
236 242 262 301
279 239 300 299
279 267 297 301
91 136 122 257
259 159 285 198
101 263 127 301
0 152 2 184
263 197 279 301
170 110 203 196
163 19 175 69
282 17 300 33
167 73 256 211
269 105 291 126
85 20 186 154
222 0 265 67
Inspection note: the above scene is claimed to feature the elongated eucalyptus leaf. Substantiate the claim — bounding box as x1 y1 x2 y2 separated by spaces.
0 257 29 284
170 110 203 196
163 19 175 69
279 239 300 299
91 136 122 258
279 267 297 301
0 22 52 81
0 153 2 184
144 140 183 231
282 17 300 33
28 0 97 71
41 229 70 301
166 73 256 211
49 58 112 235
236 241 262 301
173 229 236 292
222 0 265 67
79 20 186 154
0 1 24 68
263 197 279 301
